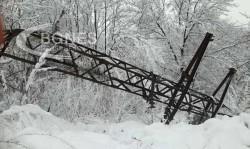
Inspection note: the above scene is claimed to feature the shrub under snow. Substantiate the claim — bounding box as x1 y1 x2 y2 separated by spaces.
0 104 250 149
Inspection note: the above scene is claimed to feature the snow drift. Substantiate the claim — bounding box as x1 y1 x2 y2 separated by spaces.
0 104 250 149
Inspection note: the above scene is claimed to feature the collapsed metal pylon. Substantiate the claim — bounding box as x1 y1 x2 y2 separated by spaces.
163 33 236 124
0 29 236 124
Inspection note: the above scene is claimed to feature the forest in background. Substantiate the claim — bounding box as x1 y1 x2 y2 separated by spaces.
0 0 249 123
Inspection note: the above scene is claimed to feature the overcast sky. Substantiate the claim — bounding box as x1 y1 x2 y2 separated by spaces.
226 0 250 26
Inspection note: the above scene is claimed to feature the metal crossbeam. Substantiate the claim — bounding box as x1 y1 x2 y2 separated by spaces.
0 29 236 123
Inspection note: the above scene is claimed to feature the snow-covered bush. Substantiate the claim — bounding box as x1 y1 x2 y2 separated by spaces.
1 105 250 149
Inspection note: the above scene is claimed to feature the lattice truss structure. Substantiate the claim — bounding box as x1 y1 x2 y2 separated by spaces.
0 29 236 123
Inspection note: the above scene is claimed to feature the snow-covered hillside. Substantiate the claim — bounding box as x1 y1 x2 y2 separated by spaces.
0 105 250 149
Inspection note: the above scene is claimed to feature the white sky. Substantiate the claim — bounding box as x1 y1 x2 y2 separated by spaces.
226 0 250 26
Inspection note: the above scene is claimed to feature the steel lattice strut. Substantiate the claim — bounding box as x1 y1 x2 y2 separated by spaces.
0 29 236 123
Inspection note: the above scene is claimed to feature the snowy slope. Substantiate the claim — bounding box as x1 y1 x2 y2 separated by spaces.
0 104 250 149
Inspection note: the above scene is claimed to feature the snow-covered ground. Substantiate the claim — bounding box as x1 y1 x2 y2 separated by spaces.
0 105 250 149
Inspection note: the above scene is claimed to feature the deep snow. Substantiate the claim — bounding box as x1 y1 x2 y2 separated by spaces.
0 104 250 149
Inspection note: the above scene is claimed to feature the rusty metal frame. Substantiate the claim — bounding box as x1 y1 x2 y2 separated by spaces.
0 29 236 123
